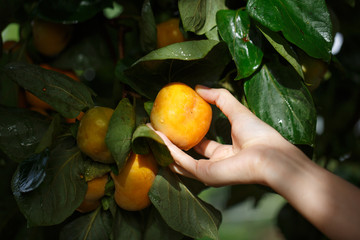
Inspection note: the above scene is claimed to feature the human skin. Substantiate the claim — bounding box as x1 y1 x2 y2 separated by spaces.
152 86 360 240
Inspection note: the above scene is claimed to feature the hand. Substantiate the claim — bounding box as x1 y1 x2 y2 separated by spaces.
152 86 299 187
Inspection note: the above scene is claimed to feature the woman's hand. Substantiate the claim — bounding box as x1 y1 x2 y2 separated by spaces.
151 86 299 187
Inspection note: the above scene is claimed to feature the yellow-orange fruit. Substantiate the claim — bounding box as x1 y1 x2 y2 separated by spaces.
111 152 158 211
156 18 185 48
77 174 108 213
77 107 115 164
32 19 73 56
150 82 212 150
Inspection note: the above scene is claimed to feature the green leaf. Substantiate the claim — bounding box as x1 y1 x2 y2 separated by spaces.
35 114 62 153
59 207 112 240
179 0 227 35
247 0 333 61
105 98 136 170
3 62 94 118
244 62 316 146
124 40 230 100
112 207 142 240
11 136 87 226
0 107 50 162
34 0 113 23
256 24 304 79
149 168 222 240
144 207 184 240
216 9 263 80
132 125 173 167
83 159 112 182
139 0 157 52
12 149 49 193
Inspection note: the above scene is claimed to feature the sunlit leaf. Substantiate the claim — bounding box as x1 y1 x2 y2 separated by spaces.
123 40 230 100
257 24 304 79
216 9 263 79
247 0 333 61
244 62 316 146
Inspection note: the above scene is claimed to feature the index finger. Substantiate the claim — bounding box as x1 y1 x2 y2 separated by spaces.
195 86 254 125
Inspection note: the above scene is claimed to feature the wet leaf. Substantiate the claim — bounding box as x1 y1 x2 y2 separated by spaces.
244 62 316 146
11 136 87 226
0 107 49 162
12 149 49 193
216 9 263 79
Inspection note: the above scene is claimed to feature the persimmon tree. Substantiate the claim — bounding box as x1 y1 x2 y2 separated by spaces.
1 0 359 239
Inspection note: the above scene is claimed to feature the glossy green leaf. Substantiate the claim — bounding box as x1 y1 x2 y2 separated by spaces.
244 63 316 146
34 0 113 23
247 0 333 61
59 207 112 240
257 24 304 79
149 168 222 240
13 149 49 193
139 0 157 52
179 0 226 35
3 62 95 118
11 136 87 226
216 9 263 80
132 125 173 167
112 207 142 240
123 40 230 100
144 207 184 240
0 107 49 162
105 98 136 171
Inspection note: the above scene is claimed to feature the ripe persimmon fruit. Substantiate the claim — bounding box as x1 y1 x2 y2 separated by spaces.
77 174 108 213
150 82 212 150
76 106 115 164
156 18 185 48
111 152 158 211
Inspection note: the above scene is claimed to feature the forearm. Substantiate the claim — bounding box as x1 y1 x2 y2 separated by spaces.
264 146 360 240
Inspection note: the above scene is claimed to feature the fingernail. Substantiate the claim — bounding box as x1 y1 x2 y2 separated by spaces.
195 84 210 93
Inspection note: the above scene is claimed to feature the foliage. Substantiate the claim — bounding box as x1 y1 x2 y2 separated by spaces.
0 0 359 239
